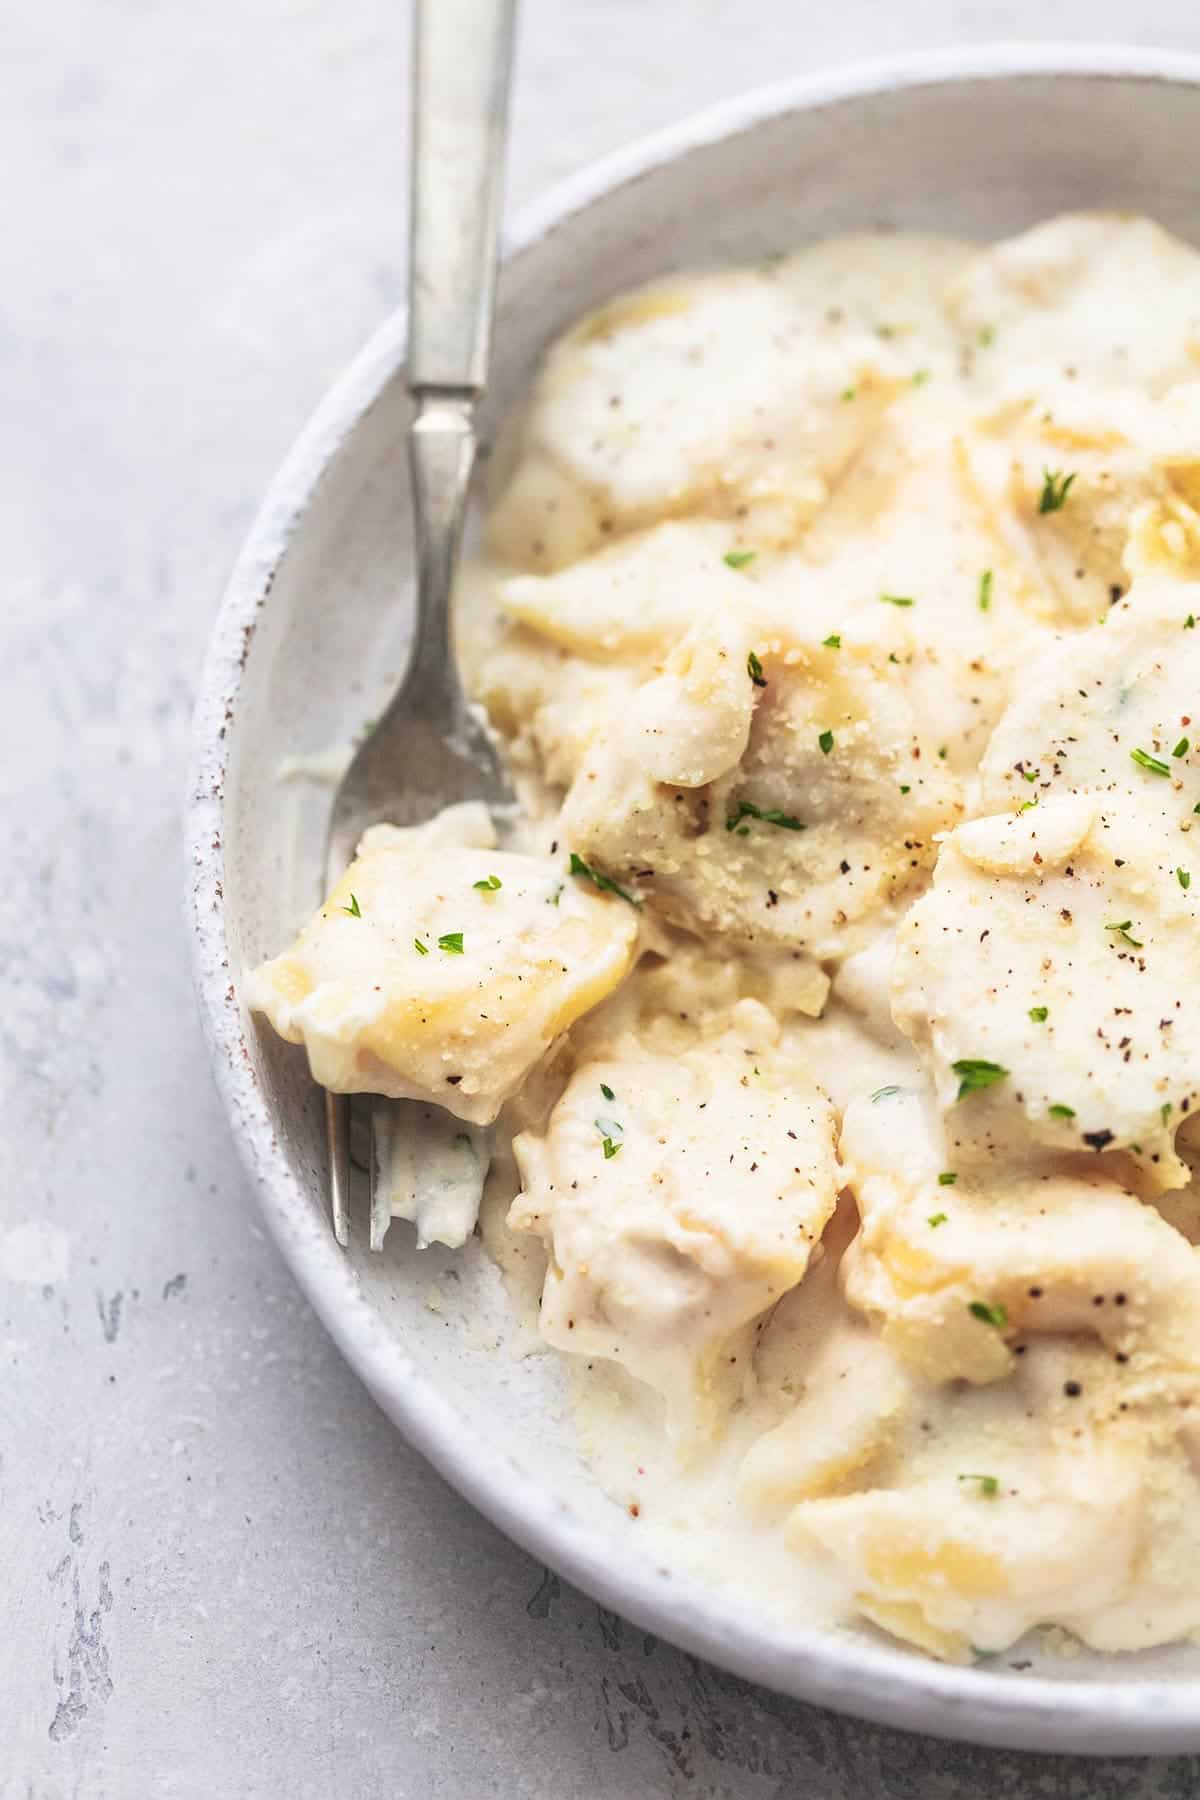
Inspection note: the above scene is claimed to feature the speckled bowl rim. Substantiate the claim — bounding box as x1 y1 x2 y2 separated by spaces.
189 43 1200 1755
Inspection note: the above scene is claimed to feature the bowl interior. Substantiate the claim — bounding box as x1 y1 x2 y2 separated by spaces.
202 55 1200 1752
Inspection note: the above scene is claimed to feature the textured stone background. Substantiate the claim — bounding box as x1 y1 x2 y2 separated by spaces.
9 3 1200 1794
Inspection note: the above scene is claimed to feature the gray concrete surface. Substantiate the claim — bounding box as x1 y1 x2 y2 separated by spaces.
9 2 1200 1794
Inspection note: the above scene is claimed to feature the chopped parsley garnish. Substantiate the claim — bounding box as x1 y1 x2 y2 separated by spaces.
952 1059 1009 1100
568 851 642 908
1029 1005 1049 1022
1106 920 1143 949
978 569 993 612
928 1211 948 1228
822 633 841 648
1187 614 1196 630
725 800 805 834
818 729 834 755
938 1171 958 1187
1162 1101 1174 1125
958 1473 1000 1497
968 1300 1008 1329
841 386 857 402
912 368 931 387
1131 746 1170 777
414 937 429 955
1021 767 1039 783
595 1116 623 1159
438 932 464 954
880 593 915 607
747 650 768 688
1174 737 1190 758
723 549 757 570
938 745 949 761
871 1085 901 1102
1049 1103 1076 1119
341 893 362 917
473 874 502 891
899 783 911 794
1017 794 1038 814
1038 468 1077 514
977 325 996 348
600 1083 615 1102
1180 868 1193 890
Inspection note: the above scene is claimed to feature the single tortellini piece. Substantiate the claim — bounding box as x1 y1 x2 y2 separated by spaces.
508 1013 840 1436
947 212 1200 396
791 1346 1200 1663
978 571 1200 831
245 806 639 1125
838 1085 1200 1386
892 794 1200 1188
560 622 961 962
956 382 1200 624
485 268 899 571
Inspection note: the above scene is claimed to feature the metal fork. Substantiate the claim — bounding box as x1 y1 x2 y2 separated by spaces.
324 0 518 1244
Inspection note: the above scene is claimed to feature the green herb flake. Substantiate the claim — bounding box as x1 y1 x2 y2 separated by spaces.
1049 1103 1076 1119
1017 794 1038 815
1131 746 1171 777
938 745 949 761
1162 1102 1174 1125
747 650 768 689
595 1116 624 1160
841 386 857 402
958 1472 1000 1497
1021 767 1039 784
341 893 362 918
871 1085 901 1103
928 1211 948 1228
725 800 806 834
473 873 502 891
911 368 931 387
1187 614 1196 630
1175 737 1190 759
437 932 465 954
1179 868 1192 891
568 851 643 908
977 325 996 348
1106 919 1143 949
1038 468 1077 514
600 1083 615 1101
880 593 915 608
818 729 834 755
938 1171 958 1187
1029 1005 1049 1022
413 937 429 956
822 633 841 648
953 1059 1009 1100
978 568 993 612
968 1300 1008 1329
899 783 911 794
723 549 757 570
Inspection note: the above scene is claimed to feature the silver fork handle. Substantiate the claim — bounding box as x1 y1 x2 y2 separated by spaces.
409 0 516 392
405 0 516 721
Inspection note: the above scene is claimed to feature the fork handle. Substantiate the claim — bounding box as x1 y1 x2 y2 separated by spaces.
408 0 516 393
405 0 516 717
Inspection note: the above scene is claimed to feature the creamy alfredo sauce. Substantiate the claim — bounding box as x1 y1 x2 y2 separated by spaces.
252 214 1200 1663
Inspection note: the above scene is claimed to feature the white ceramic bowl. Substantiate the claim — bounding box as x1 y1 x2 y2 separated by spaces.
190 45 1200 1754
